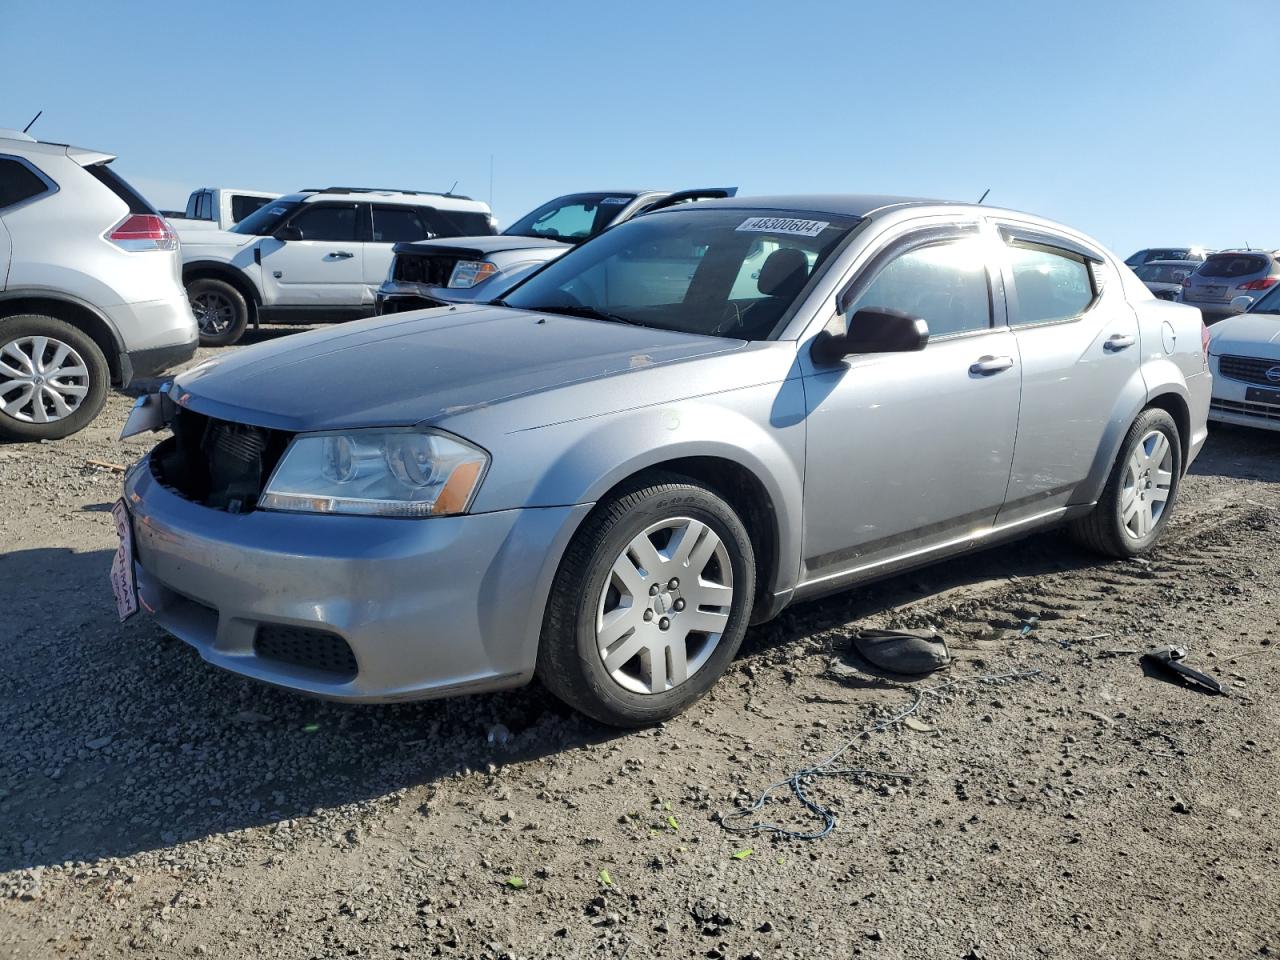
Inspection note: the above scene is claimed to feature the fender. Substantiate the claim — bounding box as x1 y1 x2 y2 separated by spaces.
466 377 809 604
182 258 264 305
0 287 124 347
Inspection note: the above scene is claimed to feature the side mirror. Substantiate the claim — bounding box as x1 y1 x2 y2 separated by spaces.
274 224 303 242
1230 295 1254 315
811 308 930 364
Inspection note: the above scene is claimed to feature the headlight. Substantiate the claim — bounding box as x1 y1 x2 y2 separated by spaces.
259 429 489 517
447 260 499 289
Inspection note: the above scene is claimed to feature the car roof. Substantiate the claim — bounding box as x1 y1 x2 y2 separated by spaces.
673 193 949 219
278 188 490 212
1145 259 1201 266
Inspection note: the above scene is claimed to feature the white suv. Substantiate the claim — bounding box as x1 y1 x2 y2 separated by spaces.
177 187 496 346
0 129 197 441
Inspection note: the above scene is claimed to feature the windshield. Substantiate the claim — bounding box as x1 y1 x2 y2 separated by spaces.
232 200 303 235
502 208 861 340
1249 283 1280 314
504 193 637 243
1136 262 1196 284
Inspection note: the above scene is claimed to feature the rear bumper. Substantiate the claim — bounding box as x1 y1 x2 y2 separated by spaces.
120 337 197 386
104 294 198 352
123 454 590 703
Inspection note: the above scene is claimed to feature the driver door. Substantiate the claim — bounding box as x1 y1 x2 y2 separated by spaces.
257 202 365 307
799 223 1022 583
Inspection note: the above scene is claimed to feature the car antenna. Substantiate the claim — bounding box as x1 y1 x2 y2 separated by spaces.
976 188 990 204
21 110 42 134
448 180 459 196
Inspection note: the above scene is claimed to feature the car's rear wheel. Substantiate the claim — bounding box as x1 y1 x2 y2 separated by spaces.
1070 408 1182 558
0 314 109 442
537 476 755 727
188 278 248 347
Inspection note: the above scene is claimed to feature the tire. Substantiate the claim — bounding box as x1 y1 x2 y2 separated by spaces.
0 314 110 442
537 476 756 727
188 277 248 347
1069 408 1182 558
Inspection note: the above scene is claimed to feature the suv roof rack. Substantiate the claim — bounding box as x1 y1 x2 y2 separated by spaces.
301 186 475 201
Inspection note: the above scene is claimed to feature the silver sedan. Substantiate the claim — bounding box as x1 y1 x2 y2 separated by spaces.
116 194 1211 726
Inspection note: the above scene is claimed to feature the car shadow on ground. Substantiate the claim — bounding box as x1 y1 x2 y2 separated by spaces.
0 524 1112 873
1190 424 1280 483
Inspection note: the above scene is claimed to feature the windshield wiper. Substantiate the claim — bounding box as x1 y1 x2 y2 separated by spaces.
529 304 642 326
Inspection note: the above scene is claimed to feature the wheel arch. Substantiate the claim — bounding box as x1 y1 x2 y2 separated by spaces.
1144 388 1191 471
0 292 125 383
182 261 262 322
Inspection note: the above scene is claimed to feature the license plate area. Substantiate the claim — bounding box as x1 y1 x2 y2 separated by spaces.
1245 386 1280 406
110 499 139 621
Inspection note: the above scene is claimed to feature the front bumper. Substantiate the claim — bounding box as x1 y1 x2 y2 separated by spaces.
1208 354 1280 432
123 454 590 703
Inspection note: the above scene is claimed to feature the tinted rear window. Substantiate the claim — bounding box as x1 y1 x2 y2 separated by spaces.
422 209 495 238
0 158 51 209
85 163 157 215
1199 254 1268 278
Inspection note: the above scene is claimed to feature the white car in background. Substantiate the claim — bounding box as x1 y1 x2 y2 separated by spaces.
163 187 279 231
1207 282 1280 431
177 187 495 346
0 128 196 441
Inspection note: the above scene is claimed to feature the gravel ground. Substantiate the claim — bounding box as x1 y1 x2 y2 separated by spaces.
1 325 1278 959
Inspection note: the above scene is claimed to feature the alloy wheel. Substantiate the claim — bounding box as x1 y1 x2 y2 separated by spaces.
0 335 91 424
595 517 734 695
192 291 235 336
1121 429 1174 539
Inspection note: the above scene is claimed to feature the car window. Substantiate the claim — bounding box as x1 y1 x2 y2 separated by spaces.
1198 254 1268 279
371 204 431 243
847 238 992 338
728 239 819 301
505 193 636 242
1007 245 1094 325
231 194 271 223
288 203 358 242
0 158 50 209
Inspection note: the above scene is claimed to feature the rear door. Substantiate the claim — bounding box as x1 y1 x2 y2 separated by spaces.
0 216 10 288
257 201 364 307
992 223 1140 524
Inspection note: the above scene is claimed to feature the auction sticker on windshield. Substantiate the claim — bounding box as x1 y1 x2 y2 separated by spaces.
110 499 138 622
736 217 830 237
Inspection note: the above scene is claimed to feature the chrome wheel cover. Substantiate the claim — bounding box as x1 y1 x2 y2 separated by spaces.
0 336 91 424
1121 429 1174 539
192 291 235 336
595 517 734 695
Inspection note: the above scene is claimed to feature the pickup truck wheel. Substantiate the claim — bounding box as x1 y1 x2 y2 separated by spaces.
0 314 109 442
188 278 248 347
1069 408 1182 558
538 476 755 727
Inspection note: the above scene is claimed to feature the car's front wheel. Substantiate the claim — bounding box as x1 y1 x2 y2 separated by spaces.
1070 407 1182 558
538 477 755 727
0 314 109 442
188 277 249 347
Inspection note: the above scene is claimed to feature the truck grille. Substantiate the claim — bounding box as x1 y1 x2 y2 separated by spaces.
1217 354 1280 386
150 409 292 513
393 253 459 286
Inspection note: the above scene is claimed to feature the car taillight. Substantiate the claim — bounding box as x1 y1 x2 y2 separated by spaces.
107 214 178 252
1237 277 1278 291
1181 274 1193 287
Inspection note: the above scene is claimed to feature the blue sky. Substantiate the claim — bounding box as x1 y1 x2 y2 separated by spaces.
2 1 1275 255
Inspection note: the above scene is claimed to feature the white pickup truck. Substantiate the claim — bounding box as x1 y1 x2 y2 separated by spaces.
163 187 279 231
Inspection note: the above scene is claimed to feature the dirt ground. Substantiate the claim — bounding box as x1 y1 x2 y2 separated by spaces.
1 326 1278 960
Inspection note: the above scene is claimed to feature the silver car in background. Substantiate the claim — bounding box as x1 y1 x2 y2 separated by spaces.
118 195 1211 727
1134 259 1201 300
1182 249 1280 322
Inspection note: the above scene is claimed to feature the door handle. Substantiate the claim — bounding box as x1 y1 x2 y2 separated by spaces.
325 251 355 260
969 355 1015 376
1104 334 1136 352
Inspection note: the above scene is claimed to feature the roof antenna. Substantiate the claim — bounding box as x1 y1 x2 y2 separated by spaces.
21 110 42 134
976 187 990 205
447 180 458 196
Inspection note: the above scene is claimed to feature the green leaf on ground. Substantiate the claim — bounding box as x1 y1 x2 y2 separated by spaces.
732 849 754 860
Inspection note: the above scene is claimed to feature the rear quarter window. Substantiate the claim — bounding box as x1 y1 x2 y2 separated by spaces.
0 158 52 209
85 163 158 215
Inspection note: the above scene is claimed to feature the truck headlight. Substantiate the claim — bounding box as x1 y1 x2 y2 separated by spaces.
447 260 499 289
259 429 489 517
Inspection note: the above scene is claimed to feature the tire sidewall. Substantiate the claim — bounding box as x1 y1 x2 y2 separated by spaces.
563 486 755 726
1105 410 1182 553
188 278 248 347
0 314 109 442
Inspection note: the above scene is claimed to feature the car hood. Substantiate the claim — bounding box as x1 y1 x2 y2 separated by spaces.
1209 311 1280 357
176 227 256 248
393 234 570 258
172 305 746 433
